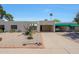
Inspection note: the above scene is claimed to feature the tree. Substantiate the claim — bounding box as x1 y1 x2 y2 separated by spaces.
0 4 3 8
74 12 79 24
44 19 48 21
49 13 53 20
0 8 6 19
49 13 53 16
0 5 13 21
5 13 14 21
0 5 6 20
53 19 60 23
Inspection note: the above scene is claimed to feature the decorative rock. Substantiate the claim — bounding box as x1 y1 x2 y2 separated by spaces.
0 37 2 41
35 42 42 46
22 44 27 46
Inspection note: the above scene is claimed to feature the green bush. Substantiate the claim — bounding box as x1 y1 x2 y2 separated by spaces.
17 30 21 32
27 31 33 39
0 29 4 33
24 31 29 35
10 29 16 32
74 30 79 32
24 26 33 39
27 36 33 39
24 28 32 35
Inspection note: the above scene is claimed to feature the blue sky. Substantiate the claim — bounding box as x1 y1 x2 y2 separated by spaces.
2 4 79 22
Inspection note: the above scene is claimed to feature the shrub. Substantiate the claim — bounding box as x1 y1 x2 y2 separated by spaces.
27 36 33 39
4 31 8 32
24 25 33 39
27 31 33 39
75 30 79 32
0 29 4 33
10 29 16 32
24 31 29 35
22 44 27 46
17 30 21 32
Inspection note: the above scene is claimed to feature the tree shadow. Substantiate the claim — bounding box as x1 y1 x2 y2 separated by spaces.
62 32 79 40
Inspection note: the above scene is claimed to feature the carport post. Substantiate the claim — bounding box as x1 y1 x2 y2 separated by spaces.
53 24 55 32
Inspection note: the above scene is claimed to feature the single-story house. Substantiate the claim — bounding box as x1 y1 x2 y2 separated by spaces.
0 20 79 32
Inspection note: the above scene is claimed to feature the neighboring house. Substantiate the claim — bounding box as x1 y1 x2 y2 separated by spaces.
0 20 79 32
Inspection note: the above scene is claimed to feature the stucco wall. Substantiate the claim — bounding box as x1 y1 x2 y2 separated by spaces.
0 21 54 32
0 21 38 32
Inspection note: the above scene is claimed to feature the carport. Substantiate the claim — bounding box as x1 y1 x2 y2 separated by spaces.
55 23 79 32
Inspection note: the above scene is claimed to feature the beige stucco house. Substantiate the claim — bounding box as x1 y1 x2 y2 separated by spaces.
0 20 55 32
0 20 79 32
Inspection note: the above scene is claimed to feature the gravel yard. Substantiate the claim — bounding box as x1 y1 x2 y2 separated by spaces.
0 32 43 48
1 32 79 53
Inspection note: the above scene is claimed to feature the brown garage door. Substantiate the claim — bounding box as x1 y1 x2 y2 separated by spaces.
40 25 53 32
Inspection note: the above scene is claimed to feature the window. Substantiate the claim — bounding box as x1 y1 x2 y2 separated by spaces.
0 25 5 32
11 25 17 29
29 24 37 30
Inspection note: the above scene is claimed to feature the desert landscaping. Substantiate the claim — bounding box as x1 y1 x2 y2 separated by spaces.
0 32 44 48
1 4 79 54
0 32 79 54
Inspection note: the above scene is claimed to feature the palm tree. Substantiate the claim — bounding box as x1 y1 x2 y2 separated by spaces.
0 5 3 8
0 5 13 21
0 5 6 20
0 8 6 20
5 13 14 21
49 13 53 20
74 12 79 24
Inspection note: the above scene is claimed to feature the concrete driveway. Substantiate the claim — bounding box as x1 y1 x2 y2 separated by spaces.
42 32 79 54
0 32 79 54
